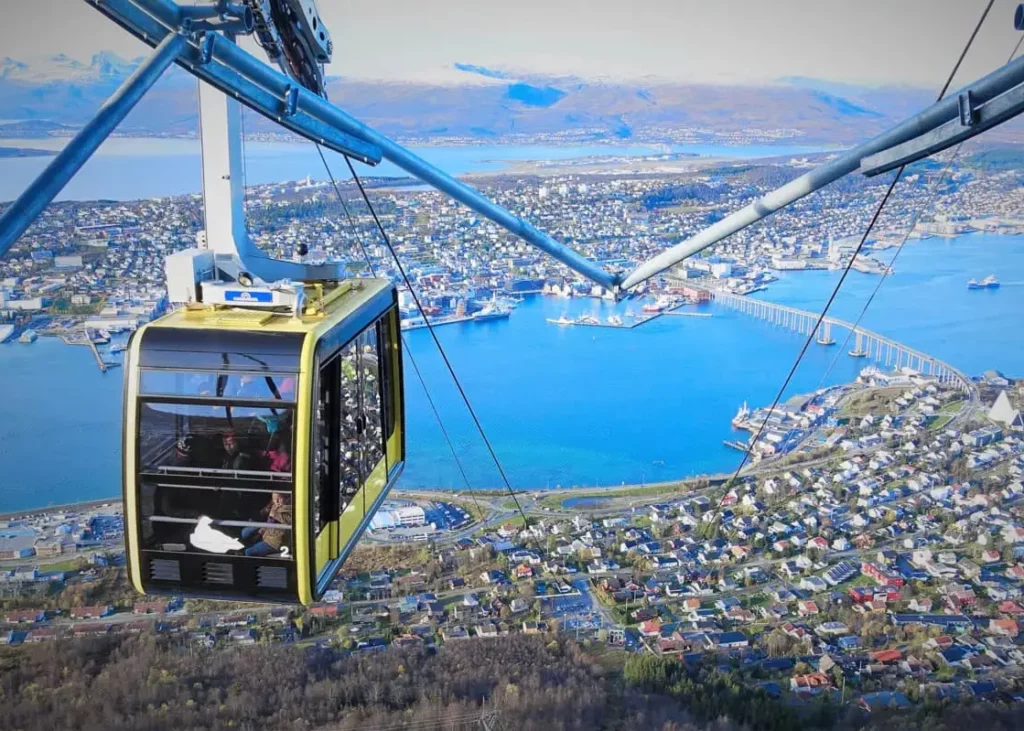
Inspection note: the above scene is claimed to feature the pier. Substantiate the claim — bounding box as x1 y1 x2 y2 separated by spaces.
85 333 108 373
700 288 971 393
60 327 117 373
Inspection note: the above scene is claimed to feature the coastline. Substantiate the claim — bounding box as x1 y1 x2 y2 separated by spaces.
0 497 123 521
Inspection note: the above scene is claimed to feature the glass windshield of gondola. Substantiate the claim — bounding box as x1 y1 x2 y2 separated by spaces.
135 367 298 594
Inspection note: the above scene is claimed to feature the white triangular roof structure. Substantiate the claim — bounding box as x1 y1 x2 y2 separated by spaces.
988 390 1024 430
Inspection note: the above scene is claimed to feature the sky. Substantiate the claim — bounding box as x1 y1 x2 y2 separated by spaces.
2 0 1022 87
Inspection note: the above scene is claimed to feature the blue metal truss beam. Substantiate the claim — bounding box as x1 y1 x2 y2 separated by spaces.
619 52 1024 290
88 0 620 291
0 32 186 258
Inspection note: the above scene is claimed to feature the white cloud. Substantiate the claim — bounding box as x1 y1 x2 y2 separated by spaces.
4 0 1019 87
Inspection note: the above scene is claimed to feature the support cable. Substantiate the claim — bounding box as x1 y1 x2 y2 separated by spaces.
338 155 529 528
314 144 484 521
699 0 995 537
818 13 1020 390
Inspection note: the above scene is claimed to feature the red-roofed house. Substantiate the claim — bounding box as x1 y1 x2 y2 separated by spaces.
807 537 829 551
861 562 905 588
26 626 61 642
989 618 1019 636
640 619 662 637
783 622 809 640
797 600 819 617
926 635 953 650
308 604 340 617
871 649 903 664
6 609 46 624
1006 565 1024 581
947 588 977 607
998 600 1024 615
790 673 832 692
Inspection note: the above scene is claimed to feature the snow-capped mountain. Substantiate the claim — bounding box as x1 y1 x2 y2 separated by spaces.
0 51 147 84
0 51 957 146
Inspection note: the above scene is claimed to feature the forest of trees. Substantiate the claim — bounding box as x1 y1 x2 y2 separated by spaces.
3 634 1024 731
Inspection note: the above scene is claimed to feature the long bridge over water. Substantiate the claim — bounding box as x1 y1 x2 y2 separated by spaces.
698 288 972 394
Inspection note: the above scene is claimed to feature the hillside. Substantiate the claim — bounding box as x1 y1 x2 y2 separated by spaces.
3 633 1024 731
0 52 950 145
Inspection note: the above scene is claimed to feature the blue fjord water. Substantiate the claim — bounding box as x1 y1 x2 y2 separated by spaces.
0 138 824 202
0 232 1022 512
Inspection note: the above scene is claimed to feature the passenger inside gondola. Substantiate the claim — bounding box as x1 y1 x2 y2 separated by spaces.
262 433 291 473
239 491 292 557
136 394 295 558
220 430 254 470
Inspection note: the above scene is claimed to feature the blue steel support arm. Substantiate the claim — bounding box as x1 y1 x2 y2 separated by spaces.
110 0 621 291
619 53 1024 290
199 34 621 290
0 32 187 258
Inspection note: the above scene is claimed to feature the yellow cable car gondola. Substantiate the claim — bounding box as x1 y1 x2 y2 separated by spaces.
123 277 403 605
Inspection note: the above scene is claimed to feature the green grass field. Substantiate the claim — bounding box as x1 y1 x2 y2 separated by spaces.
538 483 690 511
39 558 86 573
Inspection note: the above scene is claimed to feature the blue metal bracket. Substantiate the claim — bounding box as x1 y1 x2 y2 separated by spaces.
198 31 217 64
283 85 299 117
958 90 978 127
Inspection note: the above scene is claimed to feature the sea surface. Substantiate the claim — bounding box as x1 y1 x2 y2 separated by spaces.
0 137 823 202
0 232 1021 512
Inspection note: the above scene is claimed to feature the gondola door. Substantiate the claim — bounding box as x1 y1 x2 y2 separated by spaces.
312 354 340 595
337 322 388 561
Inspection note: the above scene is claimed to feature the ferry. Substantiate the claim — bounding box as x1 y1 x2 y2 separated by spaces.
968 275 999 289
472 303 511 322
642 296 672 313
0 324 13 344
18 329 37 344
546 315 574 326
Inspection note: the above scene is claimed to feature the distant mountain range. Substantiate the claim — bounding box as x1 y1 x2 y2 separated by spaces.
0 51 1010 146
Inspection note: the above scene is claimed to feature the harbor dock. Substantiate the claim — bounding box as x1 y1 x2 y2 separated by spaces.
60 329 119 373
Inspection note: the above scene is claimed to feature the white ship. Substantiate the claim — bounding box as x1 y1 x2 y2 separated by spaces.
473 302 511 322
18 329 37 344
0 324 13 344
731 402 750 427
546 315 574 325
